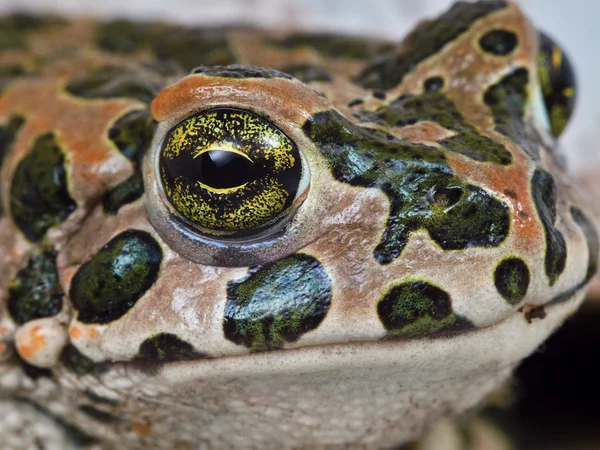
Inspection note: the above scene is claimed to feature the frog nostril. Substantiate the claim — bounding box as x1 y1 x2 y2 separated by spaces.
427 185 463 207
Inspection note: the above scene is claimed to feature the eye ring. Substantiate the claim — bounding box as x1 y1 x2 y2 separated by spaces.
144 105 314 267
158 107 306 238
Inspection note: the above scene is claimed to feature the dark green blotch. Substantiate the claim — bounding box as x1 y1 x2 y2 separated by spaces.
0 115 25 216
537 31 577 137
66 66 161 104
10 133 76 241
7 251 63 325
78 405 118 424
192 64 292 80
494 257 530 305
0 14 64 50
479 29 518 55
377 280 472 338
60 344 95 375
531 169 566 285
97 20 236 70
356 91 512 165
224 254 332 351
0 64 28 94
271 33 395 60
570 206 599 283
136 333 207 361
277 64 332 83
102 109 154 214
303 110 510 264
355 0 508 89
69 229 162 324
483 67 539 161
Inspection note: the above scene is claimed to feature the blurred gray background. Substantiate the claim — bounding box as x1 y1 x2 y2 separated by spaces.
0 0 596 173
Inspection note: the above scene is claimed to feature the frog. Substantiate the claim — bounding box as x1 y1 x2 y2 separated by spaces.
0 1 596 449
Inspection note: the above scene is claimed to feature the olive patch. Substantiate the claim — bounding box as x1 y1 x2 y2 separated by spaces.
97 20 236 70
377 280 472 338
531 169 566 285
570 206 599 283
270 33 395 60
302 110 510 264
191 64 292 79
483 68 539 161
0 14 64 50
7 251 63 325
69 230 162 324
136 333 207 361
355 0 508 89
479 29 518 55
60 344 95 375
0 115 25 216
10 133 76 242
278 64 333 83
355 91 512 165
102 109 154 214
494 257 530 305
224 254 332 351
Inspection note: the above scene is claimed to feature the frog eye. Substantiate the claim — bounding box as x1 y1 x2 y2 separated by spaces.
536 31 577 137
159 108 306 237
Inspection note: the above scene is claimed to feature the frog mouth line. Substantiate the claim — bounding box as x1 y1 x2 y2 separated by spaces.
124 289 585 384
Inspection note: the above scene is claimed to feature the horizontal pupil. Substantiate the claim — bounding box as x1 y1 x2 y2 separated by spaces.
198 150 254 189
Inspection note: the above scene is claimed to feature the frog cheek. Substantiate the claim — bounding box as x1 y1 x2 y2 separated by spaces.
536 31 577 137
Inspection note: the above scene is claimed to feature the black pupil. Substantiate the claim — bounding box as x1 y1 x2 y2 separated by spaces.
198 150 254 189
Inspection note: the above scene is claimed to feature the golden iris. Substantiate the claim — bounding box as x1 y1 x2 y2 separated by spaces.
160 108 302 236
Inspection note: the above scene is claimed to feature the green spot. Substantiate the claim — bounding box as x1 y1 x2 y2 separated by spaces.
7 251 63 325
355 1 508 89
69 229 162 324
483 68 538 160
102 109 154 214
10 133 76 242
537 32 577 137
65 66 161 104
479 29 518 55
377 280 472 339
60 344 95 375
531 169 566 285
494 257 530 305
0 115 25 216
224 254 332 351
278 64 333 83
570 206 599 283
302 111 510 264
191 64 292 79
271 33 395 60
78 405 118 424
356 91 512 165
136 333 207 361
97 20 236 70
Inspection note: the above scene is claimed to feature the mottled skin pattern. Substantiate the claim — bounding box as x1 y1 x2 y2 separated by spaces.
0 2 596 449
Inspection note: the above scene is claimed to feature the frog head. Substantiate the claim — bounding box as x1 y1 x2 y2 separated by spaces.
0 1 595 447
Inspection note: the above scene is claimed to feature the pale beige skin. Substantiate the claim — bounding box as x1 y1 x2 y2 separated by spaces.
0 1 595 449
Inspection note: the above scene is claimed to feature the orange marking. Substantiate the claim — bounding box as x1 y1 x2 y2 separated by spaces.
69 324 82 339
17 325 46 360
131 419 152 437
87 328 99 339
0 342 6 354
0 326 9 337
